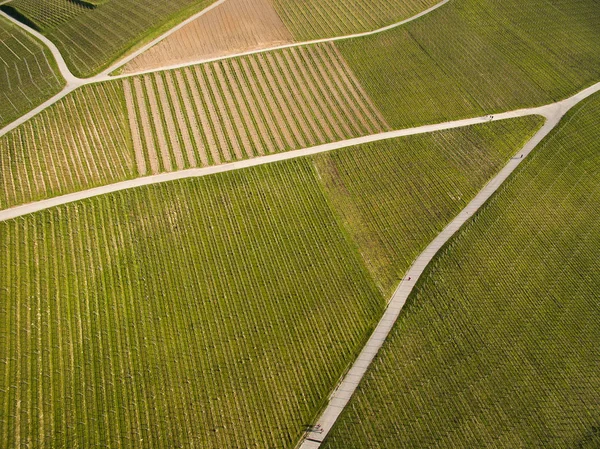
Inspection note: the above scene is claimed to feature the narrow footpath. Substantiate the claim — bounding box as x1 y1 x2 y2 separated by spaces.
297 80 600 448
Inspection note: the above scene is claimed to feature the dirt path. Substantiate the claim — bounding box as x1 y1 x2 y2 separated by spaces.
2 81 599 222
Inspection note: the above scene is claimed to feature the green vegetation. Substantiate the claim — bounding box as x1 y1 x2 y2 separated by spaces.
0 16 64 127
0 161 385 448
0 117 543 448
339 0 600 128
314 116 542 295
271 0 439 40
2 0 217 77
323 93 600 449
0 81 133 209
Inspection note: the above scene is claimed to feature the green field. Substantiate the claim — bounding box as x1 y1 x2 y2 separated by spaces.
339 0 600 128
314 116 542 295
271 0 439 40
0 81 133 210
0 16 64 127
0 118 541 448
322 93 600 448
1 0 217 77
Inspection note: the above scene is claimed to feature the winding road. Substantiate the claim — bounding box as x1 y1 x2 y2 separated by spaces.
0 1 599 448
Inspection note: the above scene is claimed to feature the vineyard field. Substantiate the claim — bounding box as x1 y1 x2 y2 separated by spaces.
0 161 385 449
1 0 218 76
339 0 600 128
315 116 542 295
0 16 64 127
0 116 546 447
322 93 600 449
123 0 294 74
0 81 133 209
271 0 439 41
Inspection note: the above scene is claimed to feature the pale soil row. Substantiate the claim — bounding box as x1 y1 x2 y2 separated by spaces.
328 42 391 131
305 45 367 136
154 74 185 170
219 61 265 156
132 78 160 174
171 71 208 166
251 55 305 148
286 48 342 141
212 62 254 158
317 43 383 134
237 58 287 151
265 52 316 146
295 47 354 138
164 72 198 167
200 65 243 160
226 59 273 154
39 113 65 193
122 0 294 74
143 75 173 172
181 68 222 164
191 66 234 162
53 101 90 188
273 51 327 144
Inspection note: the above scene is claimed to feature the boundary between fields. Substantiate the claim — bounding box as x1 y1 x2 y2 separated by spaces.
104 0 451 78
2 78 600 222
0 0 449 137
296 81 600 449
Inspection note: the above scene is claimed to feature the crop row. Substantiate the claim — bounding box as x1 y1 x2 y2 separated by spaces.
0 81 132 209
322 94 600 449
0 16 64 127
339 0 600 129
314 115 542 295
0 116 548 447
123 42 387 174
4 0 217 76
271 0 439 41
0 160 384 448
123 0 294 74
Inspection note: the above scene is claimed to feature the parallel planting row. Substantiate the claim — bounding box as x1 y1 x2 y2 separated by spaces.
0 42 388 209
1 0 217 76
123 43 389 175
339 0 600 128
0 118 542 448
323 94 600 449
271 0 440 40
0 82 132 209
0 16 64 127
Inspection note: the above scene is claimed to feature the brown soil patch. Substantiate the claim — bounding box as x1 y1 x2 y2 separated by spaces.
123 0 294 74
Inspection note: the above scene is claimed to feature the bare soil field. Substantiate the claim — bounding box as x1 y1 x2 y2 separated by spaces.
123 0 294 74
122 42 390 171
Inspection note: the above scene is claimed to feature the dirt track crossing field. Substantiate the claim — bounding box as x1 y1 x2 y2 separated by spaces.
123 42 390 172
123 0 294 74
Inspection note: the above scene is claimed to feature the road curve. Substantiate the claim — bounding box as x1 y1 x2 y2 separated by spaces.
296 81 600 449
0 106 550 222
0 10 83 85
0 0 449 137
2 79 600 222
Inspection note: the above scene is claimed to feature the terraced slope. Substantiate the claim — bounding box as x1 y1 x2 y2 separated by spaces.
123 0 294 74
0 118 543 448
339 0 600 128
0 16 64 127
0 81 133 209
322 93 600 449
271 0 439 40
1 0 217 76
